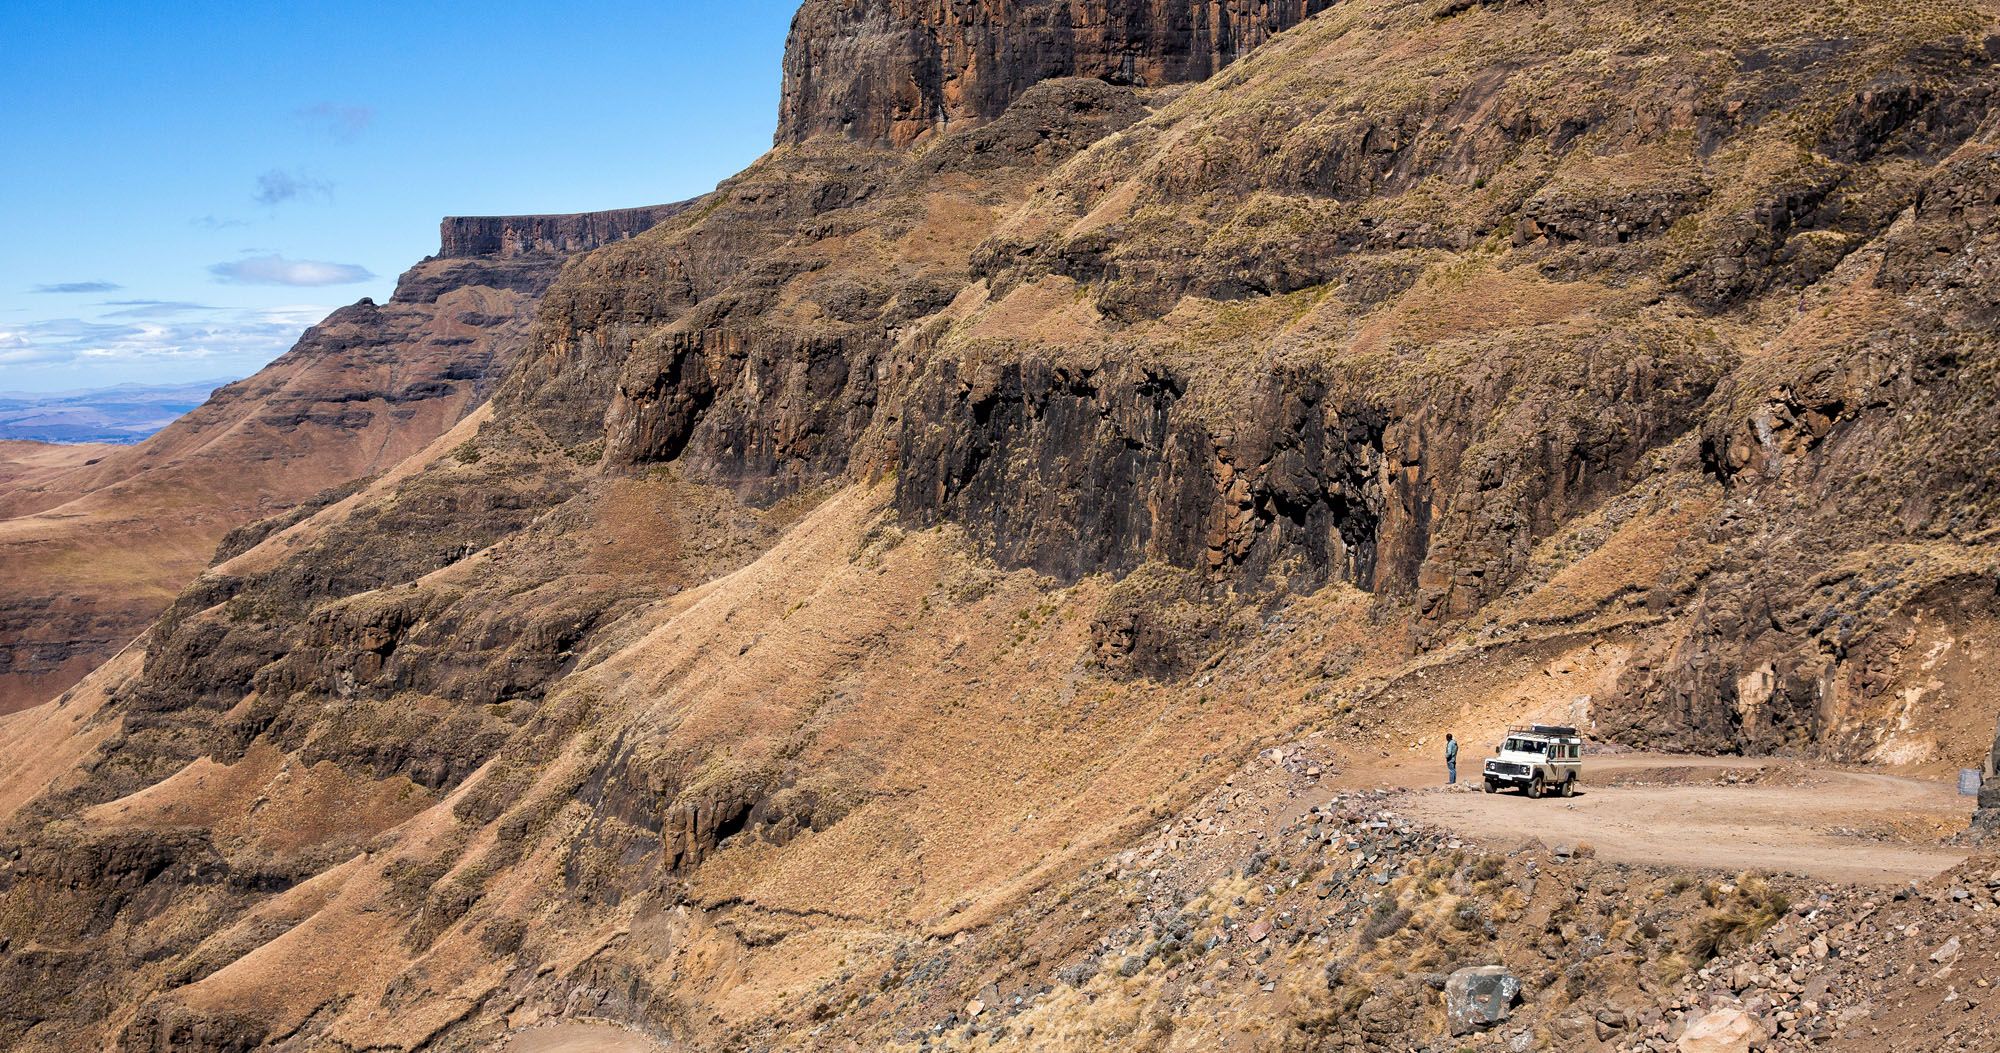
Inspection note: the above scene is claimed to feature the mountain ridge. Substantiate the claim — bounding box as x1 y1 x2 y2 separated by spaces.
3 1 1999 1050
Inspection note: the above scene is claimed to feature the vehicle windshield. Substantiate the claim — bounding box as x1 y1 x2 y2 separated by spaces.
1503 738 1547 754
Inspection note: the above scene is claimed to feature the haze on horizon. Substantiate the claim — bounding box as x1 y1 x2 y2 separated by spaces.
0 1 796 394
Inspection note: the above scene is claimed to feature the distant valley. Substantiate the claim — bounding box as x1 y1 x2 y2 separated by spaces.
0 379 234 444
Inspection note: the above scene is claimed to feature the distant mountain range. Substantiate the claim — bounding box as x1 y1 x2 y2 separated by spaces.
0 378 235 444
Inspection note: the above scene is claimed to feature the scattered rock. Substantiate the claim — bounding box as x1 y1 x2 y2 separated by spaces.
1445 965 1521 1036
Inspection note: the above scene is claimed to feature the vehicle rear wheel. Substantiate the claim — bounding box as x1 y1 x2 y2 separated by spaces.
1526 776 1544 800
1560 776 1576 798
1483 779 1497 794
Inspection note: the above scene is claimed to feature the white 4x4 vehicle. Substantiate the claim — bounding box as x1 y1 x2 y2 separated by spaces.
1482 725 1582 799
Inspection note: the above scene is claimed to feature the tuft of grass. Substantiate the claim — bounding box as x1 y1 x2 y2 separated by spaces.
1688 875 1791 962
1359 900 1412 949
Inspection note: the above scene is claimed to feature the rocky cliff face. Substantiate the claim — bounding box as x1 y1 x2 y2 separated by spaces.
1598 140 2000 755
778 0 1333 146
4 1 2000 1051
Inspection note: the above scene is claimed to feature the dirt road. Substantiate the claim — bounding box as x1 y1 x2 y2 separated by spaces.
503 1022 669 1052
1361 755 1972 886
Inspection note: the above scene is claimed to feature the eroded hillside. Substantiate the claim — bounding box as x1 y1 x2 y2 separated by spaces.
2 0 1998 1050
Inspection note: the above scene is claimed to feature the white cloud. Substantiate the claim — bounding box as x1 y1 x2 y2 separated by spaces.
253 169 334 206
0 307 336 372
193 214 254 231
252 304 346 327
99 300 218 318
33 281 122 293
209 254 374 286
0 348 64 366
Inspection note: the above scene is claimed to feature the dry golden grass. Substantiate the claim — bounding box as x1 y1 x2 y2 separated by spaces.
12 0 2000 1049
83 742 434 861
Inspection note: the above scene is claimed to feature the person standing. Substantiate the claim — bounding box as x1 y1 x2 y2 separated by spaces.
1445 733 1459 785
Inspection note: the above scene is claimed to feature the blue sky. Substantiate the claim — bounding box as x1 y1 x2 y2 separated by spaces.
0 1 798 392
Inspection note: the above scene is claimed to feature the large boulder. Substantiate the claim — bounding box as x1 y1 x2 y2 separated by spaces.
1678 1007 1761 1053
1445 965 1521 1036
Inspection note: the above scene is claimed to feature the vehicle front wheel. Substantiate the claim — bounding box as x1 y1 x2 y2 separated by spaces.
1483 779 1497 794
1526 776 1544 800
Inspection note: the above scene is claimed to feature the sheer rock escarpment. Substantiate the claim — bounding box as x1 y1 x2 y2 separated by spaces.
777 0 1335 147
438 203 692 260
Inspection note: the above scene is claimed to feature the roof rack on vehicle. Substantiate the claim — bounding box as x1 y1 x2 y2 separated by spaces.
1507 724 1581 737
